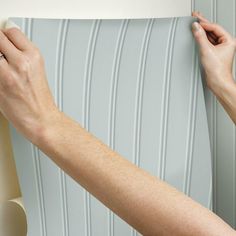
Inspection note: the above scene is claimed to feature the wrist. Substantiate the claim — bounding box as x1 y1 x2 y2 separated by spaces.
29 108 66 147
208 73 235 96
211 75 236 102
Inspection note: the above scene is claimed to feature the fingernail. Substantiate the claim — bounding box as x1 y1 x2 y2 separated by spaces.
192 22 200 31
5 19 21 30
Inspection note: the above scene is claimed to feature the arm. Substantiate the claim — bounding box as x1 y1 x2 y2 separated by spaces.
0 22 235 236
192 12 236 124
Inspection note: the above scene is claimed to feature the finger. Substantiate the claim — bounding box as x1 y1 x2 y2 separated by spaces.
192 12 218 42
207 34 217 45
2 27 34 51
206 31 217 42
207 31 218 41
200 22 232 41
192 11 209 23
192 22 212 51
0 30 21 61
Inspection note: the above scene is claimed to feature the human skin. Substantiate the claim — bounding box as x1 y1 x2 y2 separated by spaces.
192 12 236 124
0 12 235 235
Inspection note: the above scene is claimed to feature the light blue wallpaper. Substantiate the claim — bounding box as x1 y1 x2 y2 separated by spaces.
10 17 212 235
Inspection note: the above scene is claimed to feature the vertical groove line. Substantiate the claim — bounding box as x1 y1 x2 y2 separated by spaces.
132 19 154 236
55 19 70 236
208 178 213 210
22 18 26 33
191 0 195 12
158 18 178 180
82 19 101 236
194 0 214 212
108 19 129 236
183 45 199 196
27 18 47 236
31 146 47 236
211 0 218 214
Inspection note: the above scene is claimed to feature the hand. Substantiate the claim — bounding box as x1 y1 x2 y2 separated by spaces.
192 12 236 95
0 26 60 143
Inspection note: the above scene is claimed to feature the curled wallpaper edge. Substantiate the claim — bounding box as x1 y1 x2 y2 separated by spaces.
0 20 27 236
0 197 27 236
0 115 20 204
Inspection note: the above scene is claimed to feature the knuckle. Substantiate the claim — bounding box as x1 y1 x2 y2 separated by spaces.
4 27 19 37
32 45 40 54
1 71 17 89
227 38 236 48
212 23 218 28
0 31 7 41
211 23 219 31
30 46 43 63
15 55 31 74
194 31 202 41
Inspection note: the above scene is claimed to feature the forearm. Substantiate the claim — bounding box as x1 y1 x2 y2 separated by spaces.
211 74 236 124
33 112 235 236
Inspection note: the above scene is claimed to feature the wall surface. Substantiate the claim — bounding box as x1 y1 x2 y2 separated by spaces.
10 17 212 236
193 0 236 228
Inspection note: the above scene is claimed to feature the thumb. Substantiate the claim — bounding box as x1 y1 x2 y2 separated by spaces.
192 22 211 52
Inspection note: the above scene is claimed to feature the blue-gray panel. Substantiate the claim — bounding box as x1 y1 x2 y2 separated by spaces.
193 0 236 228
9 17 212 236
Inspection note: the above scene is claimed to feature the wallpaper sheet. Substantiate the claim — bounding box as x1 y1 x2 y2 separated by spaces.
9 17 212 236
193 0 236 228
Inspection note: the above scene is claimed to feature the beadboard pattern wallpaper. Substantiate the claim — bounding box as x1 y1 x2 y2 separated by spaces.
9 17 212 236
193 0 236 228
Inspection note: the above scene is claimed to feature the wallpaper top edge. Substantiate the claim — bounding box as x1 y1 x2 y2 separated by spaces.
9 16 196 21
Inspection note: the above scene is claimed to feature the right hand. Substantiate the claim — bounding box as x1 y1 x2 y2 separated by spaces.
0 26 60 144
191 12 236 94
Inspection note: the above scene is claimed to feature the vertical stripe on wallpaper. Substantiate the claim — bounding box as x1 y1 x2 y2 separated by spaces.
82 20 101 236
25 18 47 236
183 45 198 196
158 18 178 180
132 19 154 236
191 0 195 12
108 19 129 236
212 0 218 216
55 19 70 236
